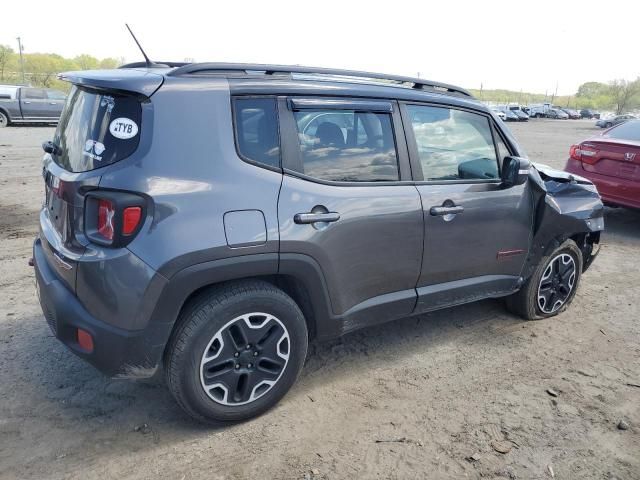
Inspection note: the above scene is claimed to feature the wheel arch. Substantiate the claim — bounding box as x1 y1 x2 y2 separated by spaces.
152 253 335 367
0 107 11 123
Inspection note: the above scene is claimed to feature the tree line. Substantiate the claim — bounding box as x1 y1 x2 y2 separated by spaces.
1 46 639 114
469 78 640 115
0 45 121 91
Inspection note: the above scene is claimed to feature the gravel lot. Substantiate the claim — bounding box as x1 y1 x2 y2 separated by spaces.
0 119 638 480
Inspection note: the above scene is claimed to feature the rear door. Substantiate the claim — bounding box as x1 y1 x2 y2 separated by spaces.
401 102 534 312
277 97 424 330
20 88 49 118
43 90 67 119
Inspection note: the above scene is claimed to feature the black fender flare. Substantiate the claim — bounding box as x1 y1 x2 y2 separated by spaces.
143 252 335 368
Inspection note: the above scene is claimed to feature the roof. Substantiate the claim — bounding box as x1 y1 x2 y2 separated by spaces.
118 61 472 99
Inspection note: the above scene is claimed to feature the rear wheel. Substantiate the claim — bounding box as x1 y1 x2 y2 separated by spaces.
165 280 308 424
605 122 612 128
506 240 583 320
0 111 8 128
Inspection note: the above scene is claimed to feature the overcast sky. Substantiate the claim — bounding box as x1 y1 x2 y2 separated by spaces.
1 0 636 95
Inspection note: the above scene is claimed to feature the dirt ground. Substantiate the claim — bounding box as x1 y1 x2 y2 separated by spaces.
0 119 638 480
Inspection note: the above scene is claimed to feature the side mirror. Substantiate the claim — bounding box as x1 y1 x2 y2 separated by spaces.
501 156 530 188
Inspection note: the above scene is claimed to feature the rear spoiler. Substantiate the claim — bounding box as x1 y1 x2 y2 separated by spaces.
58 69 164 98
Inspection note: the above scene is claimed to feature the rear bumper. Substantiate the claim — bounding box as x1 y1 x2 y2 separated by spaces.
565 158 640 209
34 237 171 378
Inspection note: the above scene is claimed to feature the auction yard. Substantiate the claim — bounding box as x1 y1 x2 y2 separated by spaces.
0 120 638 479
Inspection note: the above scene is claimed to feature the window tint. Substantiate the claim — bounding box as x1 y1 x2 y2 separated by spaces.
293 109 399 182
234 98 280 168
47 90 67 101
407 105 499 181
604 120 640 141
494 130 511 165
23 88 46 99
52 86 142 173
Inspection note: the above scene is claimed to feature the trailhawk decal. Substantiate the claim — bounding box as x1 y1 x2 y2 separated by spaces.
109 117 139 140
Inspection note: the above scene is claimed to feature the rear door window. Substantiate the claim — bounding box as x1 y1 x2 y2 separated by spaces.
406 105 499 181
52 86 142 173
292 109 399 182
23 88 47 99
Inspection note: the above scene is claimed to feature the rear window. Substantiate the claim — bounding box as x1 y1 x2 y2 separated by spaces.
604 120 640 141
52 86 142 173
233 97 280 169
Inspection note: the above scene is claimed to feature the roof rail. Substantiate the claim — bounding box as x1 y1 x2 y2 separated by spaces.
166 63 471 97
120 61 189 69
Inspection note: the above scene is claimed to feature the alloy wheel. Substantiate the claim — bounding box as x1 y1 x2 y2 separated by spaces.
537 253 576 314
199 313 290 406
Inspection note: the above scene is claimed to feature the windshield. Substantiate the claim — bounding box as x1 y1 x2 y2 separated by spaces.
52 86 142 173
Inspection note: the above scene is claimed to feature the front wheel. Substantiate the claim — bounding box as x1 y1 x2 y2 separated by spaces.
506 240 583 320
165 280 308 424
605 122 612 128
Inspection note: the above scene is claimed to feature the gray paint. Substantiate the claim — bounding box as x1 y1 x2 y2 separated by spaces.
224 210 267 248
33 65 605 377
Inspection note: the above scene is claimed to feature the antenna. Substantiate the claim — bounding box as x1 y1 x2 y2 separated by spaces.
125 24 155 67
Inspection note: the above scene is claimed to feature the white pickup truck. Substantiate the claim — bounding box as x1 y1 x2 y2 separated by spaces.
0 85 66 127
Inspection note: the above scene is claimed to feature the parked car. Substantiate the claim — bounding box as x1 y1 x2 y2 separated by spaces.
508 105 529 121
33 62 604 424
0 85 66 127
561 108 581 119
565 119 640 209
491 107 506 120
596 114 636 128
580 109 600 120
548 108 569 119
498 106 520 121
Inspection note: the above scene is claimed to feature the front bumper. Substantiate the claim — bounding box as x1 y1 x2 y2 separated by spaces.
33 237 170 378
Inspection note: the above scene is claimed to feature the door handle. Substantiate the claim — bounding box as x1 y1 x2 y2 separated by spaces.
23 101 31 104
294 212 340 224
49 102 57 105
430 205 464 216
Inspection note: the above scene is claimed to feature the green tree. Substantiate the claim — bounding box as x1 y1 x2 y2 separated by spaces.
73 54 99 70
609 78 640 115
0 45 16 81
98 57 121 69
576 82 609 98
24 53 66 87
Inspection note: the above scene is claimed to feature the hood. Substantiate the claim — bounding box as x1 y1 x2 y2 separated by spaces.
533 162 593 185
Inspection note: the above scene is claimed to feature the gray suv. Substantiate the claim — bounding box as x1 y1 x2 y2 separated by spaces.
33 63 604 423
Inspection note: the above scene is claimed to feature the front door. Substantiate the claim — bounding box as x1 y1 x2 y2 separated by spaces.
401 102 534 312
277 97 424 333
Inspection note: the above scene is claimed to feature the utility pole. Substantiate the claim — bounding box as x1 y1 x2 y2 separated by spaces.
16 37 25 84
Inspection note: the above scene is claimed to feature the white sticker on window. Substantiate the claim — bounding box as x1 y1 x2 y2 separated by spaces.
109 117 139 139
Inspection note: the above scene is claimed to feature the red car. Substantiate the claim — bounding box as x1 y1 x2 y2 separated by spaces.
565 119 640 209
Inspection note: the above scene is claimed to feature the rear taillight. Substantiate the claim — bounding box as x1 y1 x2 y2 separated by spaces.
569 144 581 161
569 144 598 163
85 191 147 247
97 199 115 240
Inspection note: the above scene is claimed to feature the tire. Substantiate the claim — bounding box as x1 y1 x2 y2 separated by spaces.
0 111 8 128
165 280 308 424
605 122 612 128
505 239 583 320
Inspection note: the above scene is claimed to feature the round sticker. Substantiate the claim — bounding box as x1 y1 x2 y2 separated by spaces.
109 117 139 139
